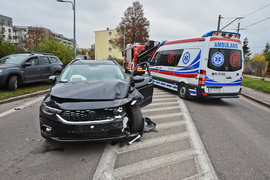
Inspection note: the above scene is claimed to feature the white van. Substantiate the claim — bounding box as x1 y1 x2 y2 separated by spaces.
150 31 243 99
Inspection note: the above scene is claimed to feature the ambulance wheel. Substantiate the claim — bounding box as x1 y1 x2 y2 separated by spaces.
178 83 188 99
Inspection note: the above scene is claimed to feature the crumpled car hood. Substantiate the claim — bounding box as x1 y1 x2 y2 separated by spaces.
50 79 130 100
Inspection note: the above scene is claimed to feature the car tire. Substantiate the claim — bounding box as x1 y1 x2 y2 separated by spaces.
127 103 144 135
8 76 18 91
178 83 188 99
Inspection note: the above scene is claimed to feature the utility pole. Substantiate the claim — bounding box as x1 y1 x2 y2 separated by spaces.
217 15 222 31
237 22 240 33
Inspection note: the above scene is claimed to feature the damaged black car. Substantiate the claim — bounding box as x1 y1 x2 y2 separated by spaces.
39 59 154 142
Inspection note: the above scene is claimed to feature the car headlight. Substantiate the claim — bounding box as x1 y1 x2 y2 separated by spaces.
0 69 3 74
41 103 62 115
113 106 125 117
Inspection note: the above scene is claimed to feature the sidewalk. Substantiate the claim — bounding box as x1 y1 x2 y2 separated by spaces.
244 74 270 81
241 86 270 108
241 74 270 108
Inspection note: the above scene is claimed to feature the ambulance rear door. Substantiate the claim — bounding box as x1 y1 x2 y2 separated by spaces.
206 41 243 94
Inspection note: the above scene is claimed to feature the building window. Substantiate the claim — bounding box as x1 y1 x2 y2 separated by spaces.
8 21 11 26
8 29 11 33
109 48 112 52
109 55 112 59
109 32 112 36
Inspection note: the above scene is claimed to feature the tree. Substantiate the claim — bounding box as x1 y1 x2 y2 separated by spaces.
30 37 73 66
252 53 266 61
89 44 95 58
262 43 270 67
25 27 48 49
243 37 252 61
0 23 24 58
110 1 150 51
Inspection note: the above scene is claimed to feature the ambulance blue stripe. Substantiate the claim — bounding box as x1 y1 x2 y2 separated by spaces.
189 89 196 95
205 76 242 86
188 51 201 68
175 70 199 74
153 80 178 90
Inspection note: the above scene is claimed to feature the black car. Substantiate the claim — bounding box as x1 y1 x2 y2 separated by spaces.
0 53 63 91
39 59 154 142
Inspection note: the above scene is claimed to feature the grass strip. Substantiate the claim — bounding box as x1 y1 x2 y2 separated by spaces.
243 76 270 93
0 81 52 100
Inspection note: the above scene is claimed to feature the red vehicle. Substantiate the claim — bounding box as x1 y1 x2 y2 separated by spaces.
123 41 160 73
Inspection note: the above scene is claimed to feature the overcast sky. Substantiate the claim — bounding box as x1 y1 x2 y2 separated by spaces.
1 0 269 55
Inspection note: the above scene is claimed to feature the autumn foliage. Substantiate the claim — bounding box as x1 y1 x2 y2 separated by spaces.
110 1 150 51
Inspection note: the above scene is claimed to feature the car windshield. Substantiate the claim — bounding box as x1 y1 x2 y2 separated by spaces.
60 64 126 82
0 55 27 64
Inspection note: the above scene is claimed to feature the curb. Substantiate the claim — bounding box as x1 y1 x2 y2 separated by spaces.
0 89 50 105
240 92 270 108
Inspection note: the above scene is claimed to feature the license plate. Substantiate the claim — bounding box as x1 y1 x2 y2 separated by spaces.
208 88 221 93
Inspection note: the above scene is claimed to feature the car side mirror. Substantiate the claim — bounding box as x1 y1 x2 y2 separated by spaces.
133 75 145 83
48 75 57 84
23 62 31 67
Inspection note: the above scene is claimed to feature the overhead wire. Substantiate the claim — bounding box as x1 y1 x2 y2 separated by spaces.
240 17 270 30
221 3 270 31
244 3 270 18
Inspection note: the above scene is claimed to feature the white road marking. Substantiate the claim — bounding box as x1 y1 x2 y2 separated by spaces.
177 97 218 180
93 90 218 180
0 97 44 118
142 106 180 113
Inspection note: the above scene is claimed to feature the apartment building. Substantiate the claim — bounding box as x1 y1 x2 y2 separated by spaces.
0 14 14 41
0 14 73 48
95 28 122 60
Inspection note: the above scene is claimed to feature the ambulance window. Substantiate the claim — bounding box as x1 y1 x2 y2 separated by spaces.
152 52 162 66
161 50 183 66
208 48 242 71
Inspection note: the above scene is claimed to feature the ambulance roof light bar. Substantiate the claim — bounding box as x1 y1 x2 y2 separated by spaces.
202 31 241 39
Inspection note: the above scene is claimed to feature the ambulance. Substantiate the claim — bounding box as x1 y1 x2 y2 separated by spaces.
150 31 244 99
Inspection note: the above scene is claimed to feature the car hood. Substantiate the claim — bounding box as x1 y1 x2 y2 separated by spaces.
0 63 18 68
50 79 130 100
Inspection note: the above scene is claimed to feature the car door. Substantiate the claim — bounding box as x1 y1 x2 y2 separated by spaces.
23 57 41 82
131 62 154 108
38 56 52 80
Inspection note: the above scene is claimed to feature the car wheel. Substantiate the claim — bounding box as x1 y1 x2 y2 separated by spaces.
8 76 18 91
178 83 188 99
127 103 144 135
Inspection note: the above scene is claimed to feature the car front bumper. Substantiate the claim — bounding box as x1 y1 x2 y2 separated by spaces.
39 110 129 142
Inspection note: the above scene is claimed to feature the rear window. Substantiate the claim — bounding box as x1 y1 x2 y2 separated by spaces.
208 48 242 71
50 57 59 63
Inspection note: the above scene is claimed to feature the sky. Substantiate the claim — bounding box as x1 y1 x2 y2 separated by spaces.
1 0 270 55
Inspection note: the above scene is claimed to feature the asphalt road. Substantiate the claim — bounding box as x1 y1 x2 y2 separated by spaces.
0 87 269 179
0 96 107 180
0 88 216 180
184 96 270 180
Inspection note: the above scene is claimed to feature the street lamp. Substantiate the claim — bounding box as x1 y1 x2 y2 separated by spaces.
57 0 76 58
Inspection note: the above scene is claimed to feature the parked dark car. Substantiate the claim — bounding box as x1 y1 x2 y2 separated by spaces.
39 59 154 142
0 53 63 91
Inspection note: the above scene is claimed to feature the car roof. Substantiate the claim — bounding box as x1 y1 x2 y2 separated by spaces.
11 52 56 57
71 59 119 66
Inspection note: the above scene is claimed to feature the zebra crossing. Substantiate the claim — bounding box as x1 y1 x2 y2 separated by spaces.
93 88 217 180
